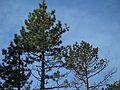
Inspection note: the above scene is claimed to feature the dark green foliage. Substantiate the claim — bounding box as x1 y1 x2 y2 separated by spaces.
0 0 69 89
18 0 69 89
0 0 116 90
62 41 114 90
20 0 69 53
0 35 31 89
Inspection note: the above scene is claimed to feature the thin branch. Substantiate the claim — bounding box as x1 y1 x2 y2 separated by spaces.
88 65 106 78
31 72 40 81
89 70 116 89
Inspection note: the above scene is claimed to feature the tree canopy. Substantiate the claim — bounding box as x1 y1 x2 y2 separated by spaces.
0 0 118 90
62 41 115 90
19 0 70 89
0 35 31 90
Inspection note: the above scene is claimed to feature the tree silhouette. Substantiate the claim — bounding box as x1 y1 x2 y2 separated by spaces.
19 0 69 89
0 0 117 90
62 41 115 90
0 34 31 90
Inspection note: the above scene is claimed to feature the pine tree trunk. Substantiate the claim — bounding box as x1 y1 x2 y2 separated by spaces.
18 55 21 90
40 51 45 90
85 77 89 90
85 62 89 90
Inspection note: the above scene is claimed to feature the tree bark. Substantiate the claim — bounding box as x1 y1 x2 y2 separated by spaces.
85 61 89 90
85 77 89 90
40 51 45 90
18 55 21 90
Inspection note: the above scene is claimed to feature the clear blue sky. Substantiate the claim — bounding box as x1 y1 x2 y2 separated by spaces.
0 0 120 89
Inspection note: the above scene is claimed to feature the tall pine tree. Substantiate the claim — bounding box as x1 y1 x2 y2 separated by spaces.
19 0 69 89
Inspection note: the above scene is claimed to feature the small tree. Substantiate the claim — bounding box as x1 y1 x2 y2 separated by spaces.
0 34 31 90
63 41 115 90
19 0 69 89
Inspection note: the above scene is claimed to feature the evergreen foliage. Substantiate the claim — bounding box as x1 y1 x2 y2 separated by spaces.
0 34 31 90
18 0 69 89
62 41 115 90
0 0 117 90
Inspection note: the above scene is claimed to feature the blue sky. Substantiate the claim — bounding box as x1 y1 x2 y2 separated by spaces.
0 0 120 89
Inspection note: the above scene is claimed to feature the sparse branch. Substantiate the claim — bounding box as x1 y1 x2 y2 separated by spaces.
31 72 40 81
64 41 115 90
88 65 106 78
88 58 98 68
89 70 116 89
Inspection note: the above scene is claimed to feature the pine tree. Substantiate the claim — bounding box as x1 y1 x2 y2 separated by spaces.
62 41 115 90
19 0 69 89
0 34 31 90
